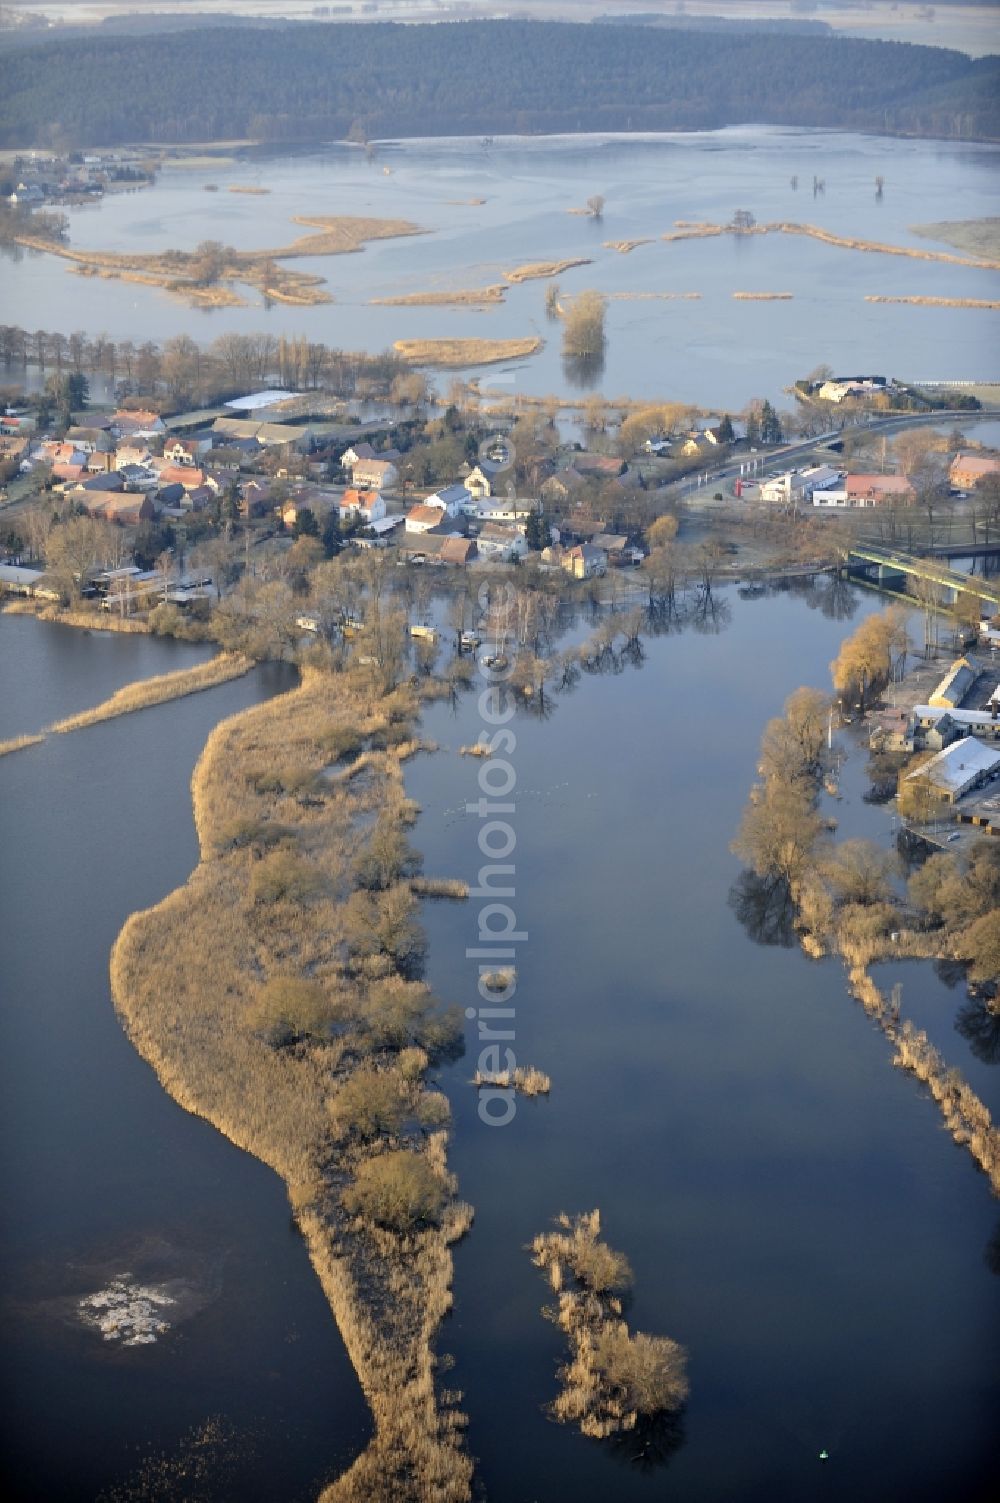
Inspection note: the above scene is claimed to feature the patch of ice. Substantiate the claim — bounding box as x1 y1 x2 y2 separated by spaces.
78 1274 177 1347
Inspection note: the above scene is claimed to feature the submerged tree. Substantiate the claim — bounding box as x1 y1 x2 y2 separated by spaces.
562 289 607 359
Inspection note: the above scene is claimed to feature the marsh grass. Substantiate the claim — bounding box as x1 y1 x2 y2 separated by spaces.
0 732 45 757
110 665 475 1501
530 1211 688 1438
393 337 542 367
48 653 252 734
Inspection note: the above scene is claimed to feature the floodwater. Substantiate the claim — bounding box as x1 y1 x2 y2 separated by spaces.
1 128 998 407
405 581 1000 1503
0 616 371 1502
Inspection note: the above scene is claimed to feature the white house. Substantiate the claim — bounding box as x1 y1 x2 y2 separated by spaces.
475 523 528 562
812 486 851 508
340 442 376 472
759 471 806 504
163 437 211 467
425 483 472 518
904 736 1000 803
405 504 446 535
340 488 387 524
470 496 534 529
464 462 503 500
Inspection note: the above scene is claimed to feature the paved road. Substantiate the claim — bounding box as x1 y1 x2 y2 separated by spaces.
674 408 1000 506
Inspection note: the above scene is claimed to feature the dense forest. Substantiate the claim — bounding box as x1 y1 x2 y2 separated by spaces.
1 19 997 147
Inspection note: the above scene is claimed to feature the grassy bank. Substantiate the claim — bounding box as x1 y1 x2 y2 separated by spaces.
371 286 507 307
110 667 474 1502
48 653 253 734
505 259 592 283
3 601 152 633
393 336 542 367
864 294 1000 309
662 219 1000 271
13 214 423 310
910 218 1000 260
0 732 45 758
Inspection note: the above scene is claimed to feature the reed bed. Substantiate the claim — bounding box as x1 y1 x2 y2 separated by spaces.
473 1065 550 1096
47 653 253 734
504 259 592 283
394 337 542 367
38 605 151 633
371 285 507 306
603 239 652 254
110 666 475 1501
530 1211 688 1438
660 219 1000 270
732 291 793 300
0 732 45 758
864 294 1000 309
409 877 469 900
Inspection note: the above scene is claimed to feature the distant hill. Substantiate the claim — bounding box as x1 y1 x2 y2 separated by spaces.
1 19 997 148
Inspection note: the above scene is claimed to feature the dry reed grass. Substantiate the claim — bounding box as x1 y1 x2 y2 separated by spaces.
504 259 592 283
732 291 793 300
531 1211 688 1438
48 653 253 734
409 878 469 900
864 295 1000 309
393 337 542 367
473 1065 550 1095
371 286 507 306
0 732 45 757
110 665 475 1500
603 239 652 254
661 219 1000 270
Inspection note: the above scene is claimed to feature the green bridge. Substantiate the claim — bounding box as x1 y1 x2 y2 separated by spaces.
846 545 1000 609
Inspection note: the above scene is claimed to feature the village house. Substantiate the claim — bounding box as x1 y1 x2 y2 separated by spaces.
572 453 626 480
474 522 528 562
405 504 447 535
340 442 376 472
211 417 314 451
114 442 153 471
912 705 1000 744
950 452 1000 492
845 474 916 507
0 410 37 436
563 542 607 580
340 488 387 524
111 410 165 438
65 426 115 456
590 533 640 565
399 534 477 566
928 658 978 711
423 483 471 518
540 467 588 505
353 457 399 492
464 461 504 500
904 736 1000 804
240 479 273 519
156 463 207 492
78 490 157 525
163 437 211 467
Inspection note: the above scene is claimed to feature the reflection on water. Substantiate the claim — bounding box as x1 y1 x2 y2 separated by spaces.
0 632 370 1502
406 580 1000 1503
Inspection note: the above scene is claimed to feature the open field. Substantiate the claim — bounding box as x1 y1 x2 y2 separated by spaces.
393 336 542 367
910 218 1000 260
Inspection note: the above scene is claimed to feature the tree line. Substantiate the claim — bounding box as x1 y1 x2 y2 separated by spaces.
2 20 997 148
